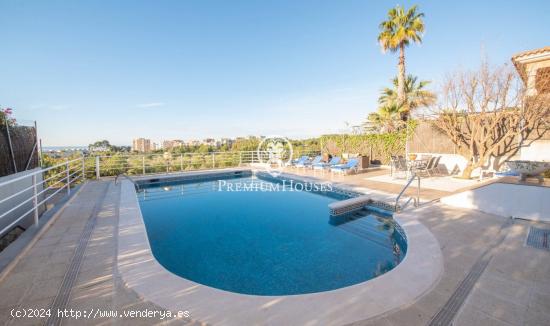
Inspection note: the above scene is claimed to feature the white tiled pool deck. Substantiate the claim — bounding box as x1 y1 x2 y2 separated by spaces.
0 171 549 325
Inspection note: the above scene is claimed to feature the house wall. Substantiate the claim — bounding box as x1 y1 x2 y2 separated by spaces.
521 139 550 161
440 183 550 222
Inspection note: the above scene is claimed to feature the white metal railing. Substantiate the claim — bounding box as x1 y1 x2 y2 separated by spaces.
0 150 320 239
0 157 85 237
394 173 421 212
90 150 320 179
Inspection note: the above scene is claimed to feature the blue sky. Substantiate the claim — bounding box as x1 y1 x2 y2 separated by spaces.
1 1 548 146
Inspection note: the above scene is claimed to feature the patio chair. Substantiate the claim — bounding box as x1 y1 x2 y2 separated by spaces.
330 158 359 174
415 156 440 177
313 156 341 170
296 155 322 168
390 155 408 178
413 156 434 176
427 156 441 176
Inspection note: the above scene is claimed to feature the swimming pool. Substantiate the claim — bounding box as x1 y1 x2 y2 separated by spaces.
137 173 407 296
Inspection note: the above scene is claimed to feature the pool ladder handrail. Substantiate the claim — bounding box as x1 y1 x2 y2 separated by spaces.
395 173 420 212
115 173 140 191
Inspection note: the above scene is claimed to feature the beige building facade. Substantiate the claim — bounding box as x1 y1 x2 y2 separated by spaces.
512 46 550 161
132 138 151 153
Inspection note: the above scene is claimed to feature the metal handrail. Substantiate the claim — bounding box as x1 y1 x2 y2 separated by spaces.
0 157 86 236
395 173 421 212
0 157 83 188
91 150 321 179
115 173 140 191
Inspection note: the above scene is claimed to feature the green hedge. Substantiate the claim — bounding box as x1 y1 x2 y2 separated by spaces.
320 131 409 164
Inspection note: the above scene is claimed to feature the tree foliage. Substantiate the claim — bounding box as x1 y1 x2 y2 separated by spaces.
378 5 425 114
432 61 550 178
367 74 434 132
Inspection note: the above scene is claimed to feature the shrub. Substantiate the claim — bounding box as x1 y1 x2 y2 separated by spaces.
319 125 414 164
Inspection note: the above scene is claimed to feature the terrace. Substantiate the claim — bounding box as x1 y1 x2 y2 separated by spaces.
0 152 548 325
0 5 548 324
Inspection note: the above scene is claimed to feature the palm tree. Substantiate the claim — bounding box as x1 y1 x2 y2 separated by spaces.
378 5 425 118
379 74 436 119
365 103 404 133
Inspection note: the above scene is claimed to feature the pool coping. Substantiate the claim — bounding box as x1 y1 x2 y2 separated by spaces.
117 172 443 325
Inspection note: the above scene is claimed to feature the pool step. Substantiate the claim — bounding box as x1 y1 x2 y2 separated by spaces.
329 196 397 216
338 217 393 249
328 195 372 216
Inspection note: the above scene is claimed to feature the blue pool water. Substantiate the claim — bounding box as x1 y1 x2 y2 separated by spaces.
137 175 407 295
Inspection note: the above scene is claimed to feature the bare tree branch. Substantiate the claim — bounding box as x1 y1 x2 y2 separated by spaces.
431 62 550 178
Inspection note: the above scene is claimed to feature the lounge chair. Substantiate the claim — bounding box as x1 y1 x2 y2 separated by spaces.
291 156 309 167
296 155 322 168
330 158 359 174
313 157 341 170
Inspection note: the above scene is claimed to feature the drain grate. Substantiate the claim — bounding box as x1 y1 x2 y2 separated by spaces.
526 227 550 250
427 219 513 326
45 182 110 326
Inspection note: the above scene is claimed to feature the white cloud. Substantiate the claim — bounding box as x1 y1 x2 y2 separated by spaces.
136 102 166 108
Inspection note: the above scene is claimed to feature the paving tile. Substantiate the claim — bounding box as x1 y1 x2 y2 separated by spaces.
33 263 68 281
0 279 32 308
474 273 532 304
454 304 514 326
27 276 64 301
0 306 17 324
13 253 50 270
528 290 550 316
523 307 550 326
412 289 448 316
348 317 393 326
465 288 527 325
384 306 433 326
35 235 61 247
2 177 549 325
0 270 36 288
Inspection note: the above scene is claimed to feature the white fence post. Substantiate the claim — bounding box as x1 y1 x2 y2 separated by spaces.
142 156 146 175
239 152 242 166
95 156 100 179
32 174 39 225
82 156 86 180
66 160 71 195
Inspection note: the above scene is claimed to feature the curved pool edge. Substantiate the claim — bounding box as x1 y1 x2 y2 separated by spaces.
117 179 443 325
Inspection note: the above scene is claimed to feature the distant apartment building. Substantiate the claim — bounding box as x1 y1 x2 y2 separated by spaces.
132 138 151 153
162 139 184 151
185 140 201 147
220 138 233 147
203 138 218 147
